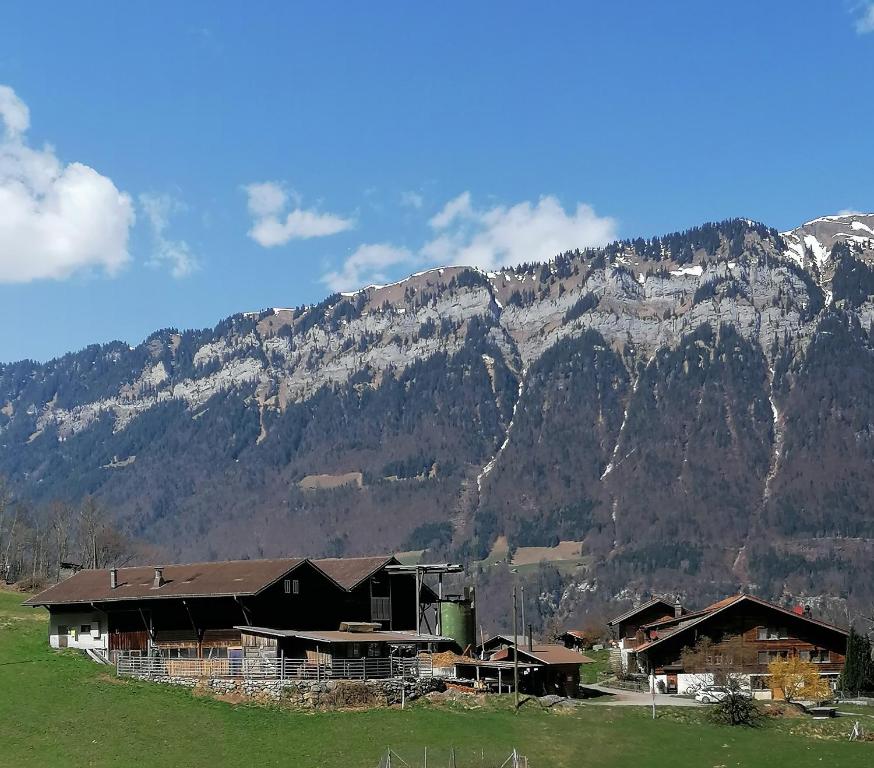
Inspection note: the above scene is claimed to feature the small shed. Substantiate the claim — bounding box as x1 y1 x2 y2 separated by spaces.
492 643 593 697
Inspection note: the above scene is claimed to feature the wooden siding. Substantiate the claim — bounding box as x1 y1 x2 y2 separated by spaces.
644 601 846 675
109 629 148 652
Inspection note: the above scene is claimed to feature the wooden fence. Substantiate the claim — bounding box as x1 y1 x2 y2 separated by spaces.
116 653 431 681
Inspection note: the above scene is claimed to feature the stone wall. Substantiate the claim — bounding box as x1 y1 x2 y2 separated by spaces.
125 673 445 708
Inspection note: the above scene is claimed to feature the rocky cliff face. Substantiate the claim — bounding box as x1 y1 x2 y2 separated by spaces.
3 214 874 616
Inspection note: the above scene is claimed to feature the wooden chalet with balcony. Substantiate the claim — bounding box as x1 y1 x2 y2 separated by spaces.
610 594 848 698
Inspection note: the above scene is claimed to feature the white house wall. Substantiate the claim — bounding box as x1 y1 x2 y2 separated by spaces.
48 610 108 651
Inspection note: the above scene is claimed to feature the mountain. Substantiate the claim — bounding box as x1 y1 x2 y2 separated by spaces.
3 213 874 623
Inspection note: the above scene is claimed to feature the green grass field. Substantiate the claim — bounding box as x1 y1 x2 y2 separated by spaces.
0 589 871 768
579 648 611 684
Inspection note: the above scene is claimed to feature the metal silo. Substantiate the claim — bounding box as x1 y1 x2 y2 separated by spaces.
438 587 476 652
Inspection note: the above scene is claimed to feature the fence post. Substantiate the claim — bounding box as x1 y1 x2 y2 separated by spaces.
280 649 284 684
364 657 368 681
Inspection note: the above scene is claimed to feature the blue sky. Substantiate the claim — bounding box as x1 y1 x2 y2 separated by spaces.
1 2 872 362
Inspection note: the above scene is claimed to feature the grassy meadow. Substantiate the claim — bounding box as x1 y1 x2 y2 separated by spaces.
0 589 871 767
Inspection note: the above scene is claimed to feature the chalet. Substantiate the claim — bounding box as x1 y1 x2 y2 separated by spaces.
23 555 441 664
608 594 848 699
606 597 684 673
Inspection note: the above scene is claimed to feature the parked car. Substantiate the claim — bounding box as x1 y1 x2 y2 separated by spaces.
694 685 751 703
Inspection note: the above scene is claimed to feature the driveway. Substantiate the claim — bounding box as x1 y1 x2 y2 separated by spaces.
580 683 704 707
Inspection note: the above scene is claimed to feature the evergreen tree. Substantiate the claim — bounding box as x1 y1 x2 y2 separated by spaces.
839 626 874 695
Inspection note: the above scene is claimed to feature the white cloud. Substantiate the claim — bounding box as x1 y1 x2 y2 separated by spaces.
321 191 616 293
321 243 414 292
139 193 199 278
0 85 135 283
244 181 288 218
0 85 29 137
244 180 354 247
429 191 473 229
423 192 616 271
400 190 424 209
855 2 874 33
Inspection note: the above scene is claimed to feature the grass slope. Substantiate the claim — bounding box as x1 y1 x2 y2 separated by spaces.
0 590 870 767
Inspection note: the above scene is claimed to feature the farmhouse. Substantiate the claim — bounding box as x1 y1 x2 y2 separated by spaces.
23 555 450 666
608 594 848 698
606 597 685 674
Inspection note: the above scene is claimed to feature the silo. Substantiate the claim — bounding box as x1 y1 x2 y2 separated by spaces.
438 587 476 652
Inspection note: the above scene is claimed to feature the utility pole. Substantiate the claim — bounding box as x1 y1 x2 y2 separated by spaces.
520 584 525 639
513 582 519 711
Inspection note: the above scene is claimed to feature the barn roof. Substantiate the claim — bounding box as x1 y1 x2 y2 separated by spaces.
24 553 443 608
311 556 397 590
22 558 307 606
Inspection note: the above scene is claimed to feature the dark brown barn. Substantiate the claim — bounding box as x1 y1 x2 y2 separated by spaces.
24 555 432 661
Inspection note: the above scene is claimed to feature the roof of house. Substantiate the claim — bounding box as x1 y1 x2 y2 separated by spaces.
516 644 595 665
22 558 307 606
606 598 678 626
311 556 396 590
634 594 848 654
492 643 594 665
238 627 451 644
477 634 527 650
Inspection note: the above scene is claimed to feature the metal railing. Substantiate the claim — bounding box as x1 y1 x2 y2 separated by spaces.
116 653 431 681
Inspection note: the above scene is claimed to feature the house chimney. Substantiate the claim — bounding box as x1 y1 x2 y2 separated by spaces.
528 624 533 651
153 567 164 589
674 597 682 618
110 568 118 590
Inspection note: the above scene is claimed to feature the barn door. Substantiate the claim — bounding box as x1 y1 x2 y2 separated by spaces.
58 626 68 648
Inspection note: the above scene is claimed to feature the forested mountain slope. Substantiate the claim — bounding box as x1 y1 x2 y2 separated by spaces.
3 213 874 619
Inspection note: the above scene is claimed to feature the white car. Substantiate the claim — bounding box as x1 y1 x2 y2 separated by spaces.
694 685 751 703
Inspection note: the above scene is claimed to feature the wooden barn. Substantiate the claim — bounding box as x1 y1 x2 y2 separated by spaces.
24 555 436 663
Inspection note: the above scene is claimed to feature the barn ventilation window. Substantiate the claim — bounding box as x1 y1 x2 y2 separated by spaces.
284 579 300 595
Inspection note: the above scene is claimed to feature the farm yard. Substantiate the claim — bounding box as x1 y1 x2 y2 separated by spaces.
0 590 871 767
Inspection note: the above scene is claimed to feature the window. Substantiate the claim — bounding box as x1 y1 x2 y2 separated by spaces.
750 676 768 690
284 579 300 595
284 579 291 594
757 626 789 640
81 624 91 635
351 643 360 658
799 650 810 661
757 651 769 664
367 643 381 657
